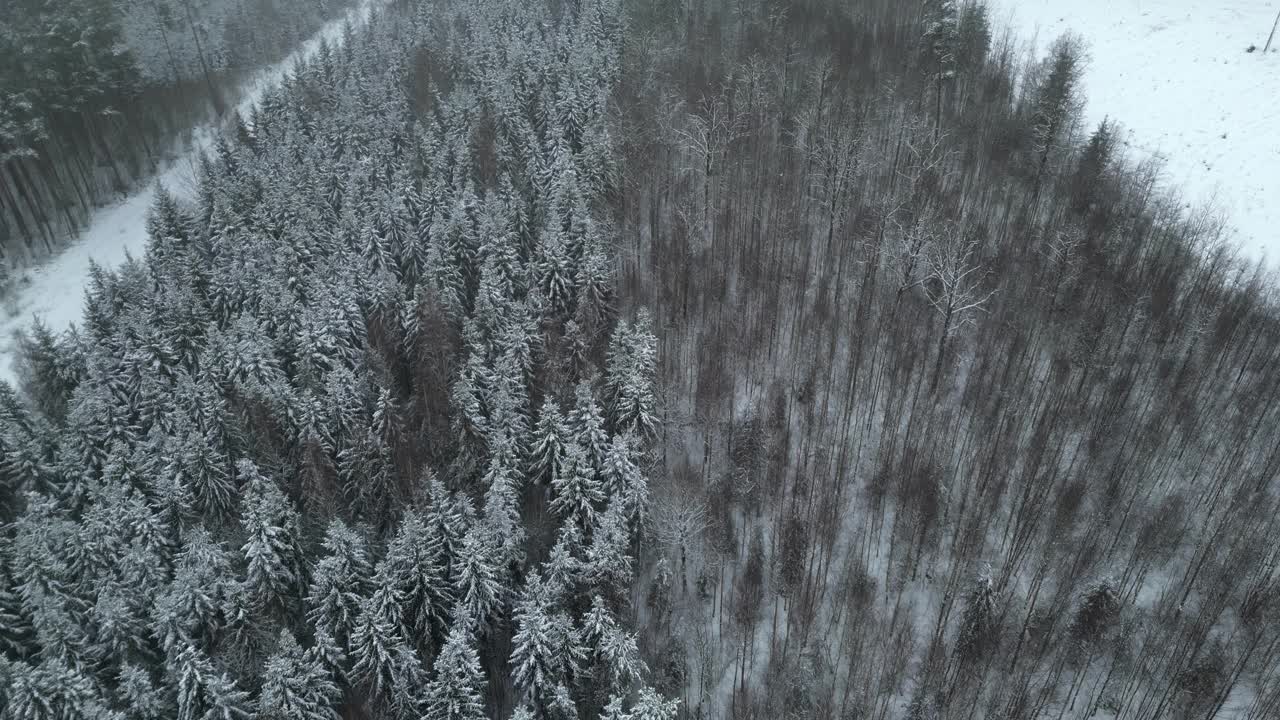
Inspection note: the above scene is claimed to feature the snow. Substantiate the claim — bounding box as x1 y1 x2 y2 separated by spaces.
991 0 1280 265
0 0 385 385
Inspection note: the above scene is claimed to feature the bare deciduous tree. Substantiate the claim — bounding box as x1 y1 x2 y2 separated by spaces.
925 222 996 390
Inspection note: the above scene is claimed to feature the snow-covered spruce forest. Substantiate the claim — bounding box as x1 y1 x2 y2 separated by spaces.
0 0 360 269
3 0 1280 719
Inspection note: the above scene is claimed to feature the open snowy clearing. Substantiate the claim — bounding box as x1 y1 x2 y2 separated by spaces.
992 0 1280 266
0 0 384 384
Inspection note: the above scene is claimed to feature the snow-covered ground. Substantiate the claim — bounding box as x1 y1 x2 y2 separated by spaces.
0 0 383 384
992 0 1280 264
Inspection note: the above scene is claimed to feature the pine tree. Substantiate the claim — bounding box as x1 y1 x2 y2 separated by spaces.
604 314 657 438
117 662 169 720
569 383 610 471
153 528 232 654
953 572 999 666
0 568 35 659
583 500 634 599
424 611 487 720
1029 33 1084 195
581 595 644 691
1070 119 1116 214
551 442 605 528
954 1 992 72
165 418 234 520
306 520 373 647
452 528 503 632
542 523 583 601
347 592 427 716
536 219 575 315
174 642 254 720
602 433 648 522
1071 578 1122 644
379 509 451 653
1 656 122 720
509 575 586 711
529 398 570 486
629 688 679 720
237 460 304 614
424 474 472 581
257 631 341 720
599 696 630 720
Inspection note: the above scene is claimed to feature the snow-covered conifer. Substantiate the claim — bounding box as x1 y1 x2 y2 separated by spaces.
306 520 373 646
509 574 586 708
347 593 426 715
629 688 680 720
551 442 605 528
257 631 341 720
452 528 503 632
529 398 570 486
378 508 451 653
424 612 487 720
569 382 610 471
237 460 304 613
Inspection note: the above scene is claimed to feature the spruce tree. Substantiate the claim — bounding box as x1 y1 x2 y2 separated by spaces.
257 631 342 720
237 460 304 614
306 520 373 647
424 613 487 720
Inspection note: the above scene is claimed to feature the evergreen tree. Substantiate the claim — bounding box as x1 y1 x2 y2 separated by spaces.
509 575 586 711
379 509 451 652
628 688 679 720
529 398 570 486
1 656 122 720
237 460 304 614
174 643 254 720
551 442 605 528
305 520 373 647
347 592 427 716
117 662 169 720
583 500 634 600
954 1 992 72
581 595 644 691
153 528 232 654
569 383 610 471
452 528 503 632
954 572 999 666
1029 33 1084 193
603 314 657 438
257 631 341 720
424 612 487 720
1070 118 1117 214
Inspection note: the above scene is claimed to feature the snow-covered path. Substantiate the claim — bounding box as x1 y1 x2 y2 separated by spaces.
0 0 383 384
992 0 1280 264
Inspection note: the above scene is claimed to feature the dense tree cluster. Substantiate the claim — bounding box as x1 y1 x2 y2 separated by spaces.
5 0 1280 718
614 0 1280 718
0 0 669 718
0 0 357 266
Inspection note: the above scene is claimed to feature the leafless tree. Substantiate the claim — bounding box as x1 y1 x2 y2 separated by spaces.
925 221 996 390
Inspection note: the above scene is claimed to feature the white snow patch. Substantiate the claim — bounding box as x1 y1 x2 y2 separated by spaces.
992 0 1280 265
0 0 385 385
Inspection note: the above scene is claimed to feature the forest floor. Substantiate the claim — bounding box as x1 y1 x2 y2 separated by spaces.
992 0 1280 266
0 0 385 384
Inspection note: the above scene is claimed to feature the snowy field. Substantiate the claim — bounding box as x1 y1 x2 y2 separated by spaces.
0 0 384 384
991 0 1280 265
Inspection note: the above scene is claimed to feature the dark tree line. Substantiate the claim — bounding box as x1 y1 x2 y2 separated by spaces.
0 0 358 269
